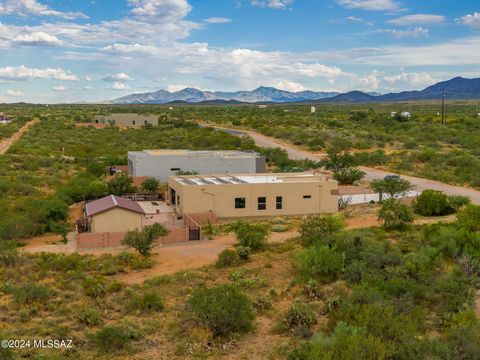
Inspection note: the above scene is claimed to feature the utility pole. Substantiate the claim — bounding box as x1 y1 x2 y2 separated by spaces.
441 91 446 126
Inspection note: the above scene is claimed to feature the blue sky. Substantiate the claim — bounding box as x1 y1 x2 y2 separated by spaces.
0 0 480 103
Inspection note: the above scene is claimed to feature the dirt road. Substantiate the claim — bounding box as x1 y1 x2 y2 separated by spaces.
204 124 480 204
0 119 38 155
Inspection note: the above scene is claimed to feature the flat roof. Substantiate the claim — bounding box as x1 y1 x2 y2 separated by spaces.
171 173 332 186
95 113 158 119
129 149 260 158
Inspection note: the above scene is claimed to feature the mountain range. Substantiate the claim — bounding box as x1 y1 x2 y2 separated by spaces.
112 77 480 104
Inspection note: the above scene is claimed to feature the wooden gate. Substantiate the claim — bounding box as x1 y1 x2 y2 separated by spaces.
188 227 201 241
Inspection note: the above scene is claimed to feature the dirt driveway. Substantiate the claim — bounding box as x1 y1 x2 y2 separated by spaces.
0 119 38 154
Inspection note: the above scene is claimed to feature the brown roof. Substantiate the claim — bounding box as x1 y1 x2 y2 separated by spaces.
85 195 145 217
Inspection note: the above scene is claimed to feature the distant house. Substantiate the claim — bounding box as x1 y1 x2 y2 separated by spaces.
311 106 316 114
84 195 145 233
258 105 268 109
94 113 159 127
0 112 11 124
400 112 412 119
390 111 397 117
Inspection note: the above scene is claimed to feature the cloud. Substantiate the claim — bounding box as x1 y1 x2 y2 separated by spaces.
336 0 399 11
275 80 305 92
110 82 130 90
251 0 294 9
52 86 67 91
459 13 480 29
204 17 232 24
128 0 191 23
381 27 429 38
103 73 135 82
0 65 79 81
101 43 158 54
83 86 93 90
383 71 437 89
388 14 445 26
166 84 191 92
0 0 87 19
5 89 23 97
14 31 63 46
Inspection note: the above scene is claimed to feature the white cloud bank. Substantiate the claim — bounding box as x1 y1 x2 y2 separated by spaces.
0 65 78 81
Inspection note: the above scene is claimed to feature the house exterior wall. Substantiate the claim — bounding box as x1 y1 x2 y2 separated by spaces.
90 208 143 233
168 177 338 218
128 151 264 181
94 114 158 127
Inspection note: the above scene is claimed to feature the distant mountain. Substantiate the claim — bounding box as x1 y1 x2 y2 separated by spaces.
111 77 480 104
112 86 339 104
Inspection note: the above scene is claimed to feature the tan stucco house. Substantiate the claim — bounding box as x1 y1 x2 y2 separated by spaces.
167 173 339 218
84 195 145 233
94 113 159 128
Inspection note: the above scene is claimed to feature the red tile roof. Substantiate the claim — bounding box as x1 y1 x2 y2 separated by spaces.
85 195 145 217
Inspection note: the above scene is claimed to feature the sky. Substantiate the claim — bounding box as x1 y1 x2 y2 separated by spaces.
0 0 480 103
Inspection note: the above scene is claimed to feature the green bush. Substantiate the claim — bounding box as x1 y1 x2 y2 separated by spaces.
188 284 254 337
377 199 414 229
83 276 106 298
294 246 343 282
252 295 272 313
448 195 471 211
90 325 142 353
300 215 345 247
236 246 251 260
270 216 287 224
78 307 103 327
122 223 168 257
6 283 49 306
230 221 269 251
413 190 454 216
333 167 365 185
279 302 317 337
0 240 23 267
271 224 289 232
457 205 480 231
125 290 165 314
215 248 241 268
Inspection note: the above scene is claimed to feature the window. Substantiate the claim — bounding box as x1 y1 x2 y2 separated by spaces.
170 168 180 171
303 195 312 199
258 197 266 210
276 196 283 210
144 120 148 125
235 197 246 209
132 120 136 125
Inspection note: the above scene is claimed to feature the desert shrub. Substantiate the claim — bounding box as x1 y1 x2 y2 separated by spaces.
303 322 388 360
78 307 103 327
303 278 324 300
271 224 289 232
294 246 342 282
270 216 287 224
236 246 251 260
141 177 160 193
457 205 480 231
448 195 471 211
6 283 49 306
377 199 414 229
90 325 142 353
125 290 164 314
129 255 154 270
370 177 414 201
252 294 272 313
83 276 106 298
445 310 480 359
107 173 136 195
0 240 23 267
279 301 317 337
215 248 241 268
300 215 345 247
413 190 454 216
333 167 365 185
122 223 168 256
230 221 269 251
188 284 254 337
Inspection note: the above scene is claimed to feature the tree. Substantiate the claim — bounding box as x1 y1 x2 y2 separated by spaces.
370 178 414 202
141 177 160 193
322 151 365 185
230 221 269 251
122 223 168 256
107 173 136 195
189 284 254 337
293 245 343 282
377 199 414 230
300 215 346 247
